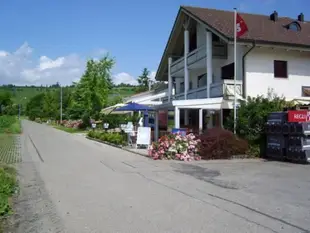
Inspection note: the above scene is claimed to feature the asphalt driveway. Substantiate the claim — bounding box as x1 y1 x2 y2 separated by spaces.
9 120 310 233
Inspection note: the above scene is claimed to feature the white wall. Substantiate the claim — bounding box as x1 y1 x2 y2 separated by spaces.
245 47 310 98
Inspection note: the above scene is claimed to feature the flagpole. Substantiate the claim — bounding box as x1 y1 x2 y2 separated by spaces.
233 8 237 134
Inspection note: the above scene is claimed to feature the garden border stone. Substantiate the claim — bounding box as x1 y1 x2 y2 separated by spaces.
86 136 151 159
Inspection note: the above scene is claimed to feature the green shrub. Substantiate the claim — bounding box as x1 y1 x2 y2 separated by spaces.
0 166 17 216
0 116 21 134
88 131 126 146
100 114 128 129
225 91 291 156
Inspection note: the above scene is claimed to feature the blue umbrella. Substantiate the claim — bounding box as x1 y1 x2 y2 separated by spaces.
115 102 153 127
114 102 153 111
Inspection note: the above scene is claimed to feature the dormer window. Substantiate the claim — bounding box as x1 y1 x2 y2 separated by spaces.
286 22 301 31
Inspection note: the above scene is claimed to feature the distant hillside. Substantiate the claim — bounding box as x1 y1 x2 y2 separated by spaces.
0 85 139 107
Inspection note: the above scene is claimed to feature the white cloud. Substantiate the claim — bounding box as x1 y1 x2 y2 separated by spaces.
39 56 65 71
0 42 145 86
149 71 156 81
0 42 86 86
113 72 138 85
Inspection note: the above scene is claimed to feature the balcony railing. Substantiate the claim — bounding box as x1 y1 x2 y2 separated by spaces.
210 79 243 98
187 86 208 99
170 43 227 74
162 79 243 103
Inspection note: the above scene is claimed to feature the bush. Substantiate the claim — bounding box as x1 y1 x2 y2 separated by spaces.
198 128 248 160
0 116 21 134
81 112 91 129
0 165 17 216
225 90 291 156
100 114 128 129
87 131 126 146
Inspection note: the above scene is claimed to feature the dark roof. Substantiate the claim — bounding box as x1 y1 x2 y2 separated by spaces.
182 6 310 48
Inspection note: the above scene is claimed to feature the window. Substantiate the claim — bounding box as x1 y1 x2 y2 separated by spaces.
198 73 207 87
302 86 310 97
189 81 193 90
189 30 197 52
180 82 184 93
274 60 288 78
286 22 301 32
221 63 234 79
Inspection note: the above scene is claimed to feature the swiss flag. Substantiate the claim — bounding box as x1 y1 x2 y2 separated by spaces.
236 13 248 37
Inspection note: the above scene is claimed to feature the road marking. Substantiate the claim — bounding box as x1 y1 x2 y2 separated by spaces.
28 135 44 163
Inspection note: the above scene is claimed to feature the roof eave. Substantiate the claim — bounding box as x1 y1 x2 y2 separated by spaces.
155 8 183 81
227 38 310 51
180 6 229 43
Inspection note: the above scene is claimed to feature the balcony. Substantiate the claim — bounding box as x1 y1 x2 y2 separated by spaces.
210 80 243 98
170 43 227 74
162 79 243 103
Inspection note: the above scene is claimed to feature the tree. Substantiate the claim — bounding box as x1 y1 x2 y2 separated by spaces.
0 92 13 106
137 68 150 91
26 93 45 120
43 91 58 118
69 55 114 119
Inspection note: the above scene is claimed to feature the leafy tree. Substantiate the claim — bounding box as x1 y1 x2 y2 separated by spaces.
137 68 150 92
26 93 45 120
0 92 13 108
43 91 58 118
108 95 123 106
69 55 114 119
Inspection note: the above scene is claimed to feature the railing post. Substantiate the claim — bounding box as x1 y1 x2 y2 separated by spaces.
206 30 212 98
184 29 189 100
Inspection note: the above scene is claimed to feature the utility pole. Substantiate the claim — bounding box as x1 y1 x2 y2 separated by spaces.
60 84 63 124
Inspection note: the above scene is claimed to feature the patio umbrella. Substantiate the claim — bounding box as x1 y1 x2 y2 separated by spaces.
115 102 153 127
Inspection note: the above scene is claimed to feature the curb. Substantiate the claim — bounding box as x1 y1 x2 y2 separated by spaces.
86 136 151 159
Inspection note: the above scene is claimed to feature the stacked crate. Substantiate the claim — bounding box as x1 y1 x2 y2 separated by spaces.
265 112 287 160
265 109 310 163
286 121 310 163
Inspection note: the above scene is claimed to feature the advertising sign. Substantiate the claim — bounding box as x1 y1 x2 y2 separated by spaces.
287 110 310 122
136 127 151 148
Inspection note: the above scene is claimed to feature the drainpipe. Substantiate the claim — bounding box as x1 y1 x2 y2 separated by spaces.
242 42 256 98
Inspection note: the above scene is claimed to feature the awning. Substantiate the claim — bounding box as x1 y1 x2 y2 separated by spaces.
172 97 232 110
101 103 126 115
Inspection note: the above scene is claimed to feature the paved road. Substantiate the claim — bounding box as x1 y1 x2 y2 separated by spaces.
8 120 310 233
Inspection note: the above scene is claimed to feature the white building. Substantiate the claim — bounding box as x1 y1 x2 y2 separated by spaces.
153 6 310 139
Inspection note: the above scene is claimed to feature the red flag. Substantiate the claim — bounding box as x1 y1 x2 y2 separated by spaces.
236 13 248 37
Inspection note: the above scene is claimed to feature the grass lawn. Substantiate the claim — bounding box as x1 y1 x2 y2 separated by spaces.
53 125 86 133
0 116 21 231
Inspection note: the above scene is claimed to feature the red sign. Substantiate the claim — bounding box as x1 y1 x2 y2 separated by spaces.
287 110 310 122
236 13 248 38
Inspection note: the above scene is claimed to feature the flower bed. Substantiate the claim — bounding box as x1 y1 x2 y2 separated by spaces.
148 133 201 161
61 120 83 129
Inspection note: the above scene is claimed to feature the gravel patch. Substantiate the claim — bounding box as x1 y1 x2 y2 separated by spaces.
0 134 22 164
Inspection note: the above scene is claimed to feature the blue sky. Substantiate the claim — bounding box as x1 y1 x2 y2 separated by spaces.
0 0 308 85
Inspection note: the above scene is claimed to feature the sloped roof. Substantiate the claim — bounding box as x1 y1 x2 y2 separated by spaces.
183 6 310 47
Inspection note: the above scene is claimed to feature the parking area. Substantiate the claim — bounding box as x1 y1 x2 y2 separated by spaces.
165 159 310 232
